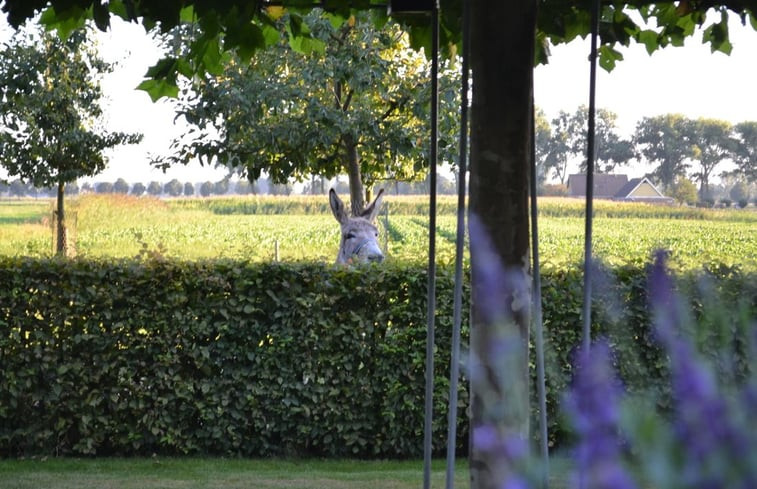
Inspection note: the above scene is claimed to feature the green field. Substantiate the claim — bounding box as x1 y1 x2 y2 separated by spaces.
1 194 755 270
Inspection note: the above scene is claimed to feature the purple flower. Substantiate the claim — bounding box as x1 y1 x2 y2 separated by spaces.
473 423 534 489
564 340 638 489
473 424 529 460
501 475 531 489
648 250 681 347
647 251 756 487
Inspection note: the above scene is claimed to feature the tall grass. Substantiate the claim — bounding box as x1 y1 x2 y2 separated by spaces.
70 194 173 229
167 195 757 222
166 194 463 216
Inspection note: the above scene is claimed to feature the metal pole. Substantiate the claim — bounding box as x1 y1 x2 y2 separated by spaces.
530 102 550 488
581 0 601 353
422 3 439 489
444 0 470 486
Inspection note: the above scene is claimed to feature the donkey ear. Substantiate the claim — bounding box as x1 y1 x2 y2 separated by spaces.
361 188 385 222
329 189 348 224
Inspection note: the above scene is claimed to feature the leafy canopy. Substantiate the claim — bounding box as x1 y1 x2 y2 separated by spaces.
633 114 695 191
161 9 461 207
730 121 757 183
0 25 142 188
536 106 633 184
3 1 754 100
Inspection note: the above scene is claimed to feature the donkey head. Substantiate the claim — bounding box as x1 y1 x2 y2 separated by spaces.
329 188 385 265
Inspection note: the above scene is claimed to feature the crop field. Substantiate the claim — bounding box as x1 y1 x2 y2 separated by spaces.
1 194 755 270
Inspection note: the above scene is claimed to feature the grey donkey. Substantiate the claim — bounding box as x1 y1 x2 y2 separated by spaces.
329 188 385 265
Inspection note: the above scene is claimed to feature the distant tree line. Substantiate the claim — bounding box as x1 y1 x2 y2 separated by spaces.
1 172 464 199
536 107 757 204
4 105 755 206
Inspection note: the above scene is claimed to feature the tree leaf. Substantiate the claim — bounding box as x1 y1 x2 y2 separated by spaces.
702 13 732 55
137 78 179 102
598 45 623 72
92 2 110 31
637 29 660 55
39 6 88 40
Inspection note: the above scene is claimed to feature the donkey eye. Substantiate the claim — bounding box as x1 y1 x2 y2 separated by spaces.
345 232 355 240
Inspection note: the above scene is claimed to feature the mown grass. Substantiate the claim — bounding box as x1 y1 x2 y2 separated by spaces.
1 194 755 270
0 456 577 489
0 457 492 489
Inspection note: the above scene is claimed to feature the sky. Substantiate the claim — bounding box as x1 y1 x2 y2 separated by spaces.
2 12 757 185
534 14 757 137
532 14 757 180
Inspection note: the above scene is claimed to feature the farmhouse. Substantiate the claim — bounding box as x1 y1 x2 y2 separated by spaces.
567 174 674 204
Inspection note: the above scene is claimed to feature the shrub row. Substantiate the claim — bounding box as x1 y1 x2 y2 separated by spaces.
0 259 467 458
1 258 754 458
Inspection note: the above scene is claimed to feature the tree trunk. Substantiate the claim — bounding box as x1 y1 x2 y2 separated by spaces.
56 179 66 255
469 1 536 488
343 134 365 215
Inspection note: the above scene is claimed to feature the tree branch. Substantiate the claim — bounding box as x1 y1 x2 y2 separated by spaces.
341 88 353 112
378 96 409 122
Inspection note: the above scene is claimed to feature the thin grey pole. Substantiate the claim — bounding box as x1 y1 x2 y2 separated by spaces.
581 0 601 353
529 102 549 488
422 3 439 489
444 0 470 486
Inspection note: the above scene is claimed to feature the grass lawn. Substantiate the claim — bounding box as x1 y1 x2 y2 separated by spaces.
0 457 572 489
0 458 467 489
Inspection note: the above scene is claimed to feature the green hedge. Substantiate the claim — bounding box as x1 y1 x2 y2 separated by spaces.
0 259 468 458
1 258 754 458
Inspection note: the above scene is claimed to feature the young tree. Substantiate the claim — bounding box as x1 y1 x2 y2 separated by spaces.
161 10 460 215
183 182 195 197
0 26 142 254
469 5 534 486
633 114 694 192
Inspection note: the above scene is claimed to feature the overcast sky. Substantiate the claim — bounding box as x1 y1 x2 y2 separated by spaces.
534 14 757 136
3 12 756 184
